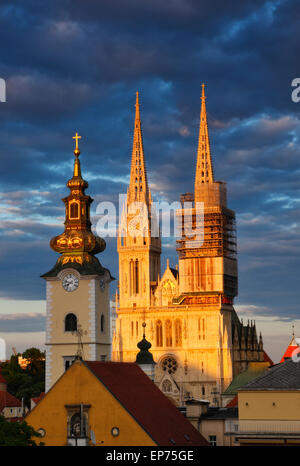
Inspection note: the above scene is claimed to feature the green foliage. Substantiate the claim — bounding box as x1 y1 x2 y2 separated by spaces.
0 415 42 446
1 347 45 409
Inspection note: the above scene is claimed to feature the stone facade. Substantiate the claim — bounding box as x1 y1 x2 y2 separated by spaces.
112 88 264 406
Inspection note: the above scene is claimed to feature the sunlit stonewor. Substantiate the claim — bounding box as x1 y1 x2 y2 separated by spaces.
112 89 266 406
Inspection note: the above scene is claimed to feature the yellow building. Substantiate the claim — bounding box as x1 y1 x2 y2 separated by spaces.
25 358 208 446
113 87 265 406
237 357 300 445
42 134 113 392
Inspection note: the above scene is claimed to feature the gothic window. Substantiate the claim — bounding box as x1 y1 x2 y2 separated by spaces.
202 386 205 395
156 320 163 347
69 201 79 220
165 320 172 347
136 321 138 336
161 356 178 374
140 185 142 191
135 177 138 183
198 318 205 340
134 259 139 294
100 314 104 333
65 313 77 332
131 321 134 337
175 319 182 347
162 380 172 393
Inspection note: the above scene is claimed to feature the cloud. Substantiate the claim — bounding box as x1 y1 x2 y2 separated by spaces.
0 313 45 332
0 0 299 333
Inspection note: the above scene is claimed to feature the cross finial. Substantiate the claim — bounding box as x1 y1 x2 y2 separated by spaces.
72 132 82 153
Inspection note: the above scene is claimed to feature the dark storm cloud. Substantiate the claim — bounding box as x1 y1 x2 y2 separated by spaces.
0 0 300 322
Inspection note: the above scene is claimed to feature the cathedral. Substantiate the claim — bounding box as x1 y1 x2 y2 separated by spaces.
112 87 265 406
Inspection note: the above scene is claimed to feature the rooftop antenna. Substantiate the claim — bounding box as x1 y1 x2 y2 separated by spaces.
72 323 87 360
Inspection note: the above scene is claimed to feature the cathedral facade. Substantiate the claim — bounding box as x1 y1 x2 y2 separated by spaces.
112 88 265 406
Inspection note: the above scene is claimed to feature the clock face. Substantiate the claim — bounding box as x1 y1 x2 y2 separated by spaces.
62 274 79 292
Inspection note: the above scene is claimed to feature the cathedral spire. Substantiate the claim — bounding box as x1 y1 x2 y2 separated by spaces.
128 92 150 205
194 84 214 193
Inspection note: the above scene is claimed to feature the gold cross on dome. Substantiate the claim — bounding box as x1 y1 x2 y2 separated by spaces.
72 132 82 150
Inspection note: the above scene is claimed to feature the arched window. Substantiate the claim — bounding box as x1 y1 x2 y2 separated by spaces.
156 320 163 347
165 320 172 347
134 259 139 294
162 380 172 393
69 201 79 219
65 313 77 332
101 314 104 332
175 319 182 347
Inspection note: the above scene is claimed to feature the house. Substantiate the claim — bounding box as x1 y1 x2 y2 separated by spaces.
0 367 23 421
222 361 271 407
237 357 300 445
25 358 209 446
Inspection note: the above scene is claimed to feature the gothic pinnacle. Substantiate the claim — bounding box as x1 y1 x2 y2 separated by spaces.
194 83 214 194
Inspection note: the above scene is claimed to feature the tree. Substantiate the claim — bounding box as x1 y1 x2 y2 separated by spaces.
1 348 45 409
0 415 42 446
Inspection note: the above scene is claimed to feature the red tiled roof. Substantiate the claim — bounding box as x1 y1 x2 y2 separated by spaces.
0 367 7 384
225 395 238 408
84 361 208 446
280 339 299 363
263 351 274 365
32 392 45 405
0 390 22 411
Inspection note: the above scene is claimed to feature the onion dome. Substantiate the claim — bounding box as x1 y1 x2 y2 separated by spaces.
42 133 108 278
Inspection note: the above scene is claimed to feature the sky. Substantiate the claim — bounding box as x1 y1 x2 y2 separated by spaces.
0 0 300 362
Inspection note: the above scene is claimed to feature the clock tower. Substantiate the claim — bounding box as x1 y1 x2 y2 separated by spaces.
42 134 113 392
